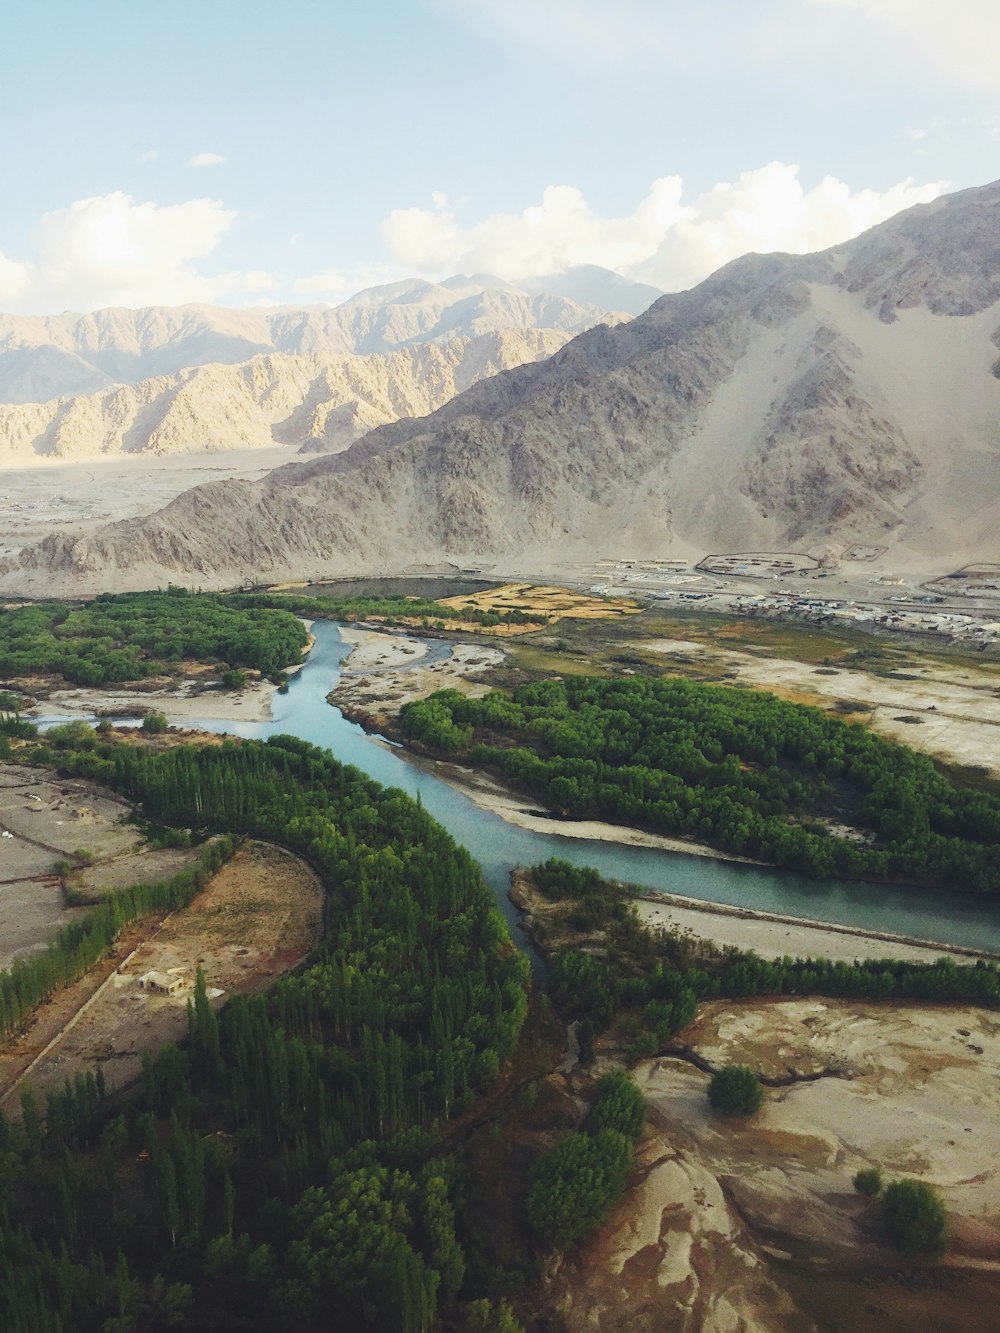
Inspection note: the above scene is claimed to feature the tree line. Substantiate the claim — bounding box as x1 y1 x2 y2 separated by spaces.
399 678 1000 892
0 731 530 1331
529 859 1000 1061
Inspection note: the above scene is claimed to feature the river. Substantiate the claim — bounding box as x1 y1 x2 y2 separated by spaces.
117 619 993 956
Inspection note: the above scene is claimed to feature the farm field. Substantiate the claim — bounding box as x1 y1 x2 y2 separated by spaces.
0 839 323 1103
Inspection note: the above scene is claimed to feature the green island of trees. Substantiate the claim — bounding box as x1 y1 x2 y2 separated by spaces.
0 588 309 687
0 732 530 1332
708 1065 763 1116
399 678 1000 892
881 1179 948 1258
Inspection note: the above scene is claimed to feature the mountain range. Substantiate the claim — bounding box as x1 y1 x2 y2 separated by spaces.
0 269 660 460
1 181 997 593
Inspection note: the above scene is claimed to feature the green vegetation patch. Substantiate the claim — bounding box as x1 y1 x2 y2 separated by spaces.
0 587 309 686
0 732 530 1330
400 677 1000 892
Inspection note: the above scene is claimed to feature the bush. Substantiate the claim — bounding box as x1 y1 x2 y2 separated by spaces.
141 711 169 734
707 1064 763 1117
881 1179 947 1258
853 1166 883 1198
587 1072 646 1142
221 669 247 691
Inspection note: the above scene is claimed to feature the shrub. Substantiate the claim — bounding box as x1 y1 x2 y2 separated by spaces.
707 1064 763 1117
881 1179 947 1258
221 669 247 691
141 711 169 734
587 1072 646 1141
853 1166 883 1198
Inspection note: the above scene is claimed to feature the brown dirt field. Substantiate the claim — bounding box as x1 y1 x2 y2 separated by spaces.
0 763 141 968
538 996 1000 1330
0 839 324 1103
70 845 205 900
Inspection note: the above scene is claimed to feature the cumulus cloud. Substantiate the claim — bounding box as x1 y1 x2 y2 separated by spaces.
383 178 688 279
0 191 275 313
188 152 226 168
382 164 946 292
809 0 1000 89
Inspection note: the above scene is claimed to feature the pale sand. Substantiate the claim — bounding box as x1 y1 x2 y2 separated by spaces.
337 626 431 672
634 894 994 964
30 680 279 725
432 762 760 863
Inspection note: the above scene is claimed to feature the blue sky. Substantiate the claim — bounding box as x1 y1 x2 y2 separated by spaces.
2 0 997 312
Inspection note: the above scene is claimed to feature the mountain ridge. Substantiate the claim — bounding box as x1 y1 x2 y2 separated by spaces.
3 181 998 594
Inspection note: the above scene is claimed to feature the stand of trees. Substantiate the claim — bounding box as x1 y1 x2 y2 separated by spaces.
528 860 1000 1059
0 588 309 686
0 733 530 1331
228 591 549 630
400 678 1000 892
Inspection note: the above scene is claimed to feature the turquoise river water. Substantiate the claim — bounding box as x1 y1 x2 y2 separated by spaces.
45 619 1000 955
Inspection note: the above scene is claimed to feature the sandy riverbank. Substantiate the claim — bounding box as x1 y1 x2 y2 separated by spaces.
332 626 504 719
429 760 762 863
633 892 996 963
337 625 431 672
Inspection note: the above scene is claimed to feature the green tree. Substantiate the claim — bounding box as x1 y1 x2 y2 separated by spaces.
881 1179 948 1258
142 710 169 734
707 1065 763 1117
853 1166 883 1198
526 1130 632 1250
587 1072 646 1142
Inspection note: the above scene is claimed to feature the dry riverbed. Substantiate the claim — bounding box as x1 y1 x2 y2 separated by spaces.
332 626 504 722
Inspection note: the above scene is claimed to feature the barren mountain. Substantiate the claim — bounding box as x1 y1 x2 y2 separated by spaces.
0 270 650 404
4 180 998 594
0 330 571 461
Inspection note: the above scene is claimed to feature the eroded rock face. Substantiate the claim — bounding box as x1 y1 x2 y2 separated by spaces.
3 180 1000 594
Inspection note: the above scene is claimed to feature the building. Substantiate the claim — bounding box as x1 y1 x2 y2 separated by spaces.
138 971 185 996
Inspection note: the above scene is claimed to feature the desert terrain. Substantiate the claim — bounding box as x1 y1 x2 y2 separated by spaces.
0 762 139 968
539 994 1000 1332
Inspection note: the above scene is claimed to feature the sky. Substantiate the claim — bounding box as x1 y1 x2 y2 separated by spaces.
1 0 997 314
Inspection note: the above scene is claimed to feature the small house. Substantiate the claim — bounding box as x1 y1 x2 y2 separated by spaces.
138 971 185 996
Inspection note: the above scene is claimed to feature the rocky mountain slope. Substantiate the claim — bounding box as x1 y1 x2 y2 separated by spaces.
0 271 651 461
0 270 653 403
3 180 998 593
0 329 571 460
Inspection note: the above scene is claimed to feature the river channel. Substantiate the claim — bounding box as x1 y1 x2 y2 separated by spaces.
118 619 993 956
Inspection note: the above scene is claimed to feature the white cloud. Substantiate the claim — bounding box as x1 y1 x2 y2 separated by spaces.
382 165 946 292
383 178 688 279
632 165 946 290
188 152 226 168
809 0 1000 89
137 148 159 163
0 191 267 312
